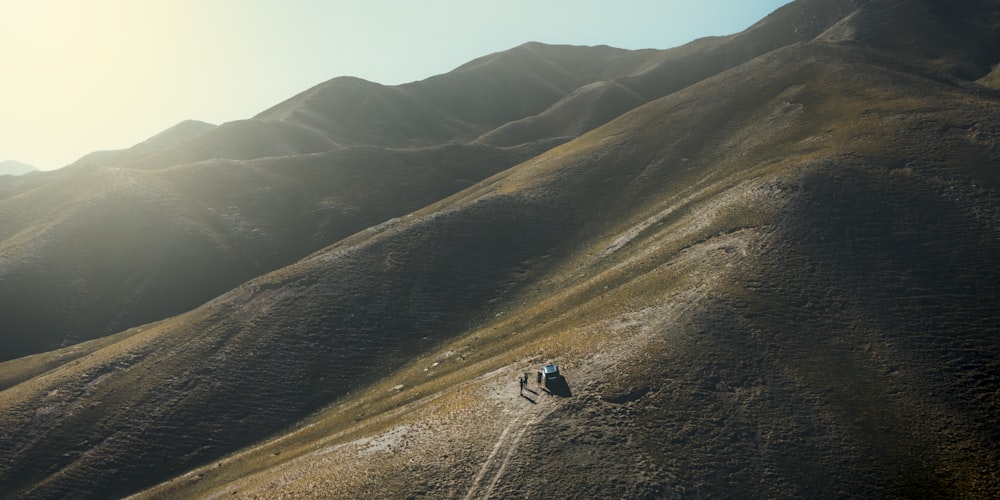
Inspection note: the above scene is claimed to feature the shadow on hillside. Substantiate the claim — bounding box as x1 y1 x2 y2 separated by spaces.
544 377 572 398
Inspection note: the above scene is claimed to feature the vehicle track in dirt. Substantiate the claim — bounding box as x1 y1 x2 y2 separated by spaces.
464 387 554 500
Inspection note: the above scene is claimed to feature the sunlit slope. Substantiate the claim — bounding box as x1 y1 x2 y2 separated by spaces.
0 142 553 361
0 34 791 362
119 0 872 172
66 120 218 170
147 42 1000 497
257 44 657 146
116 45 658 171
0 0 886 365
0 170 582 498
2 16 998 497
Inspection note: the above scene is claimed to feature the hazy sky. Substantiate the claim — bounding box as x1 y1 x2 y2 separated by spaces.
1 0 790 170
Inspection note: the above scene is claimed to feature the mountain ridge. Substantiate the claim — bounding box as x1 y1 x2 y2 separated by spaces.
1 0 999 497
0 140 561 361
0 0 867 362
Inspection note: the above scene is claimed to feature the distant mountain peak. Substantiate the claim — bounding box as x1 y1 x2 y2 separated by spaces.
136 119 217 149
63 120 218 170
0 159 38 176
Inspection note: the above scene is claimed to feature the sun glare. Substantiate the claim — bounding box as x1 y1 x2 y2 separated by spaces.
1 0 791 170
1 0 33 26
1 1 199 167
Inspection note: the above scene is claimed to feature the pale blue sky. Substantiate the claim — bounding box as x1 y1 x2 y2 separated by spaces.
1 0 790 170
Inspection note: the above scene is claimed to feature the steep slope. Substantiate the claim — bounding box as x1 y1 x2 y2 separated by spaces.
473 79 648 146
610 0 860 100
2 0 999 497
116 44 658 172
0 1 888 364
0 41 708 362
256 43 658 147
144 40 1000 497
122 0 872 174
0 141 559 361
820 0 1000 79
475 0 864 146
0 22 864 363
0 0 895 365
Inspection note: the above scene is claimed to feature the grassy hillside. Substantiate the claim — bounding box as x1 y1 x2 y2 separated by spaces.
0 142 558 361
1 0 998 498
155 40 999 498
0 0 870 364
134 37 999 498
123 45 658 172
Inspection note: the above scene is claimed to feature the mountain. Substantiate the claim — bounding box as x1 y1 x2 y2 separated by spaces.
0 0 863 364
65 119 217 169
1 0 999 498
0 160 37 176
0 141 558 361
110 0 871 173
111 46 657 172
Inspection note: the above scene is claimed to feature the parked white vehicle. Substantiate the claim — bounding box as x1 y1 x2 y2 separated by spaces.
541 363 561 382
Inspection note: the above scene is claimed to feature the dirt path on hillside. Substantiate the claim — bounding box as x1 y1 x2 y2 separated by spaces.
136 274 710 499
464 387 554 500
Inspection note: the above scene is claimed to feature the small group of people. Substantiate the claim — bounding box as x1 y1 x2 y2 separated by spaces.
518 371 542 394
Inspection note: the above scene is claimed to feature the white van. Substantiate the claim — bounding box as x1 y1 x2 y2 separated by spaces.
541 363 561 382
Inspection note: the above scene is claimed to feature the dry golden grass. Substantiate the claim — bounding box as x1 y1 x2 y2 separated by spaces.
135 37 1000 497
4 1 1000 497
